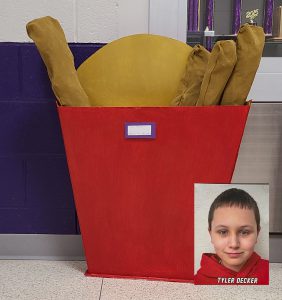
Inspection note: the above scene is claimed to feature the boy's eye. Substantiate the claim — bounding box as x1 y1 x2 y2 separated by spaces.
217 230 228 236
239 230 250 236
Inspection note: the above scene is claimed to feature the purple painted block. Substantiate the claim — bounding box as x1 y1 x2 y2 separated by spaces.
21 102 65 154
0 102 28 154
21 44 54 100
0 43 21 100
70 43 105 69
26 156 75 209
0 158 25 208
0 102 65 154
0 208 76 234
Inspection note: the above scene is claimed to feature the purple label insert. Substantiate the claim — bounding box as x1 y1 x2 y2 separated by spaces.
125 122 156 139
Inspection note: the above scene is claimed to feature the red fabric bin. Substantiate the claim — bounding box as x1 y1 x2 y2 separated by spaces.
58 105 249 282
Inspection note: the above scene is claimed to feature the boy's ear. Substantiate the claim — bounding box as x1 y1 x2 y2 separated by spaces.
208 228 213 244
257 226 261 236
255 226 260 244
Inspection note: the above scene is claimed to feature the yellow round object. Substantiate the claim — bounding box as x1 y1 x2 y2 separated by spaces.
77 34 192 106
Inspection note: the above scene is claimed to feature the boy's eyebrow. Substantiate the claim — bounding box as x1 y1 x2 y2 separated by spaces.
214 225 254 229
214 225 228 229
238 225 254 229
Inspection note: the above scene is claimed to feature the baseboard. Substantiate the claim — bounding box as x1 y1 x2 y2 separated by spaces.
0 234 85 260
0 234 281 262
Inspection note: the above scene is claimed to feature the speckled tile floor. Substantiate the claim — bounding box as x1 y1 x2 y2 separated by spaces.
0 261 281 300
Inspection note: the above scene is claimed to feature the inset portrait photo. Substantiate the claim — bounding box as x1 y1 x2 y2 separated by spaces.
194 184 269 285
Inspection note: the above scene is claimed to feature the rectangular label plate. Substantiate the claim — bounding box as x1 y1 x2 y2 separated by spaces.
125 122 156 139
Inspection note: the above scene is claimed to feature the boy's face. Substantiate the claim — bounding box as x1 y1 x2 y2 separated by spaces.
209 206 259 272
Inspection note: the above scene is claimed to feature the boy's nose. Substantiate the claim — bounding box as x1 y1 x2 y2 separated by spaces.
228 234 240 248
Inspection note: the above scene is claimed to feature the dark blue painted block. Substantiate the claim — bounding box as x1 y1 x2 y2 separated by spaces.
21 102 65 154
0 102 28 154
21 44 54 100
26 156 75 209
0 43 21 100
0 158 25 208
0 101 65 154
0 208 76 234
70 43 104 69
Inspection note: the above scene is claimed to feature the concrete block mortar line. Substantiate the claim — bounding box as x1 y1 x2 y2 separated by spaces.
74 0 78 42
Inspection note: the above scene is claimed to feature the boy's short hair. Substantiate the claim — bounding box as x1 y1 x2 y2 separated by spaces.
208 188 260 231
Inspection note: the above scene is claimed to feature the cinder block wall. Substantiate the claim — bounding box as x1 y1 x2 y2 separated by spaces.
0 0 149 43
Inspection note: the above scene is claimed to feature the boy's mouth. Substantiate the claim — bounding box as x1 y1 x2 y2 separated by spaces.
225 252 244 258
